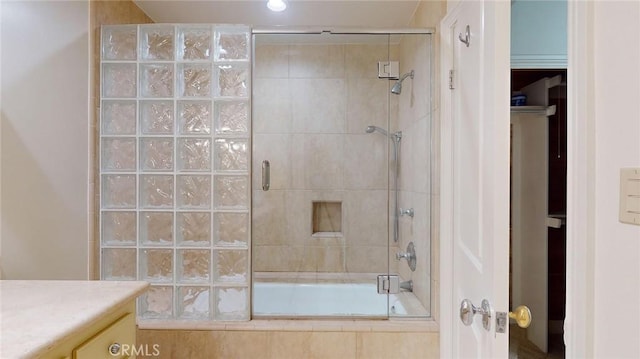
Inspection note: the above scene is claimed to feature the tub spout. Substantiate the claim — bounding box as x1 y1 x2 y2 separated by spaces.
400 280 413 292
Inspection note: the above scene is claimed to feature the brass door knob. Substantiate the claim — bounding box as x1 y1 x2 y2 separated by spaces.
509 305 531 328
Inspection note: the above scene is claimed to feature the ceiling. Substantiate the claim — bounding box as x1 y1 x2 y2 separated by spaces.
133 0 422 29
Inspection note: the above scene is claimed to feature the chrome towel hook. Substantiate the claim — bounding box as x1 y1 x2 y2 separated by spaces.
459 25 470 47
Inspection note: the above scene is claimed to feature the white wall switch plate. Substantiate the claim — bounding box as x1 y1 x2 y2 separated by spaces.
619 168 640 225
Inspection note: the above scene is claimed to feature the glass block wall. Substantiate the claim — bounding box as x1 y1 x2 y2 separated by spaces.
100 24 251 321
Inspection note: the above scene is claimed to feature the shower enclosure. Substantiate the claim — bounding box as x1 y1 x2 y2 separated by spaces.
97 24 432 322
251 30 433 319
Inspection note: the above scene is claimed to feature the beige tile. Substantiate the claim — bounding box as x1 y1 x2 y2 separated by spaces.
136 329 177 359
346 78 389 134
412 117 431 194
344 134 388 190
344 190 387 246
302 134 344 190
253 245 304 272
221 331 271 359
290 44 345 78
291 79 346 134
300 246 345 272
253 134 292 190
255 44 289 78
284 189 313 241
269 331 312 359
356 332 439 359
345 246 387 273
345 44 390 79
252 190 287 246
309 332 357 359
173 330 224 358
253 78 292 134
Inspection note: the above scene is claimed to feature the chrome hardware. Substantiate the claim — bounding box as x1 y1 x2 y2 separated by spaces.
496 311 508 333
395 241 416 272
377 274 400 294
460 299 492 331
400 208 414 217
459 25 470 47
509 305 532 328
262 160 270 191
400 280 413 292
108 343 121 355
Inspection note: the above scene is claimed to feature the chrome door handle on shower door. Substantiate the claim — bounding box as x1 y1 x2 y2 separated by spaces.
262 160 270 191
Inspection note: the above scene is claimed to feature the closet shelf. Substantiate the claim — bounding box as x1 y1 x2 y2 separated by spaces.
510 104 556 116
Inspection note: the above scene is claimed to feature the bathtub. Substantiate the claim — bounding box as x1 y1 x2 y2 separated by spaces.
253 282 408 317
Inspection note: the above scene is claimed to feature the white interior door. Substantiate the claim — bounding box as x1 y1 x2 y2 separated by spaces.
440 1 511 357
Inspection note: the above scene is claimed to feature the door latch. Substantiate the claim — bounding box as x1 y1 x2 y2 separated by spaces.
496 311 507 333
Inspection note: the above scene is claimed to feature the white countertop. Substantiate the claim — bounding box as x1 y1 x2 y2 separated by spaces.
0 280 149 359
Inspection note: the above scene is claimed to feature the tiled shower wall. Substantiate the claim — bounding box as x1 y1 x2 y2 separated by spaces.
252 42 399 274
99 24 251 321
394 35 433 310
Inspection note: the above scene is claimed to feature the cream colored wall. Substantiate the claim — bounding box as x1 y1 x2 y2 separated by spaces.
1 1 90 279
252 42 398 274
591 1 640 357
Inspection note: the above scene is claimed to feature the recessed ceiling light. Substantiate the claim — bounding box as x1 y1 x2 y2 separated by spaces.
267 0 287 12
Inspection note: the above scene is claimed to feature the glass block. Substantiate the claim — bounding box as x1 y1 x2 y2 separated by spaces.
214 139 248 172
214 101 249 135
178 138 211 171
140 175 174 208
140 100 174 135
177 101 212 134
215 64 249 97
102 25 137 60
214 176 248 209
102 63 136 98
102 211 136 246
178 26 212 60
102 138 136 171
214 287 248 321
140 63 174 98
177 286 211 319
177 212 211 246
140 212 173 246
139 286 173 319
101 100 136 135
140 138 174 171
140 249 173 283
213 250 248 283
102 248 136 280
177 175 211 209
214 28 250 61
140 25 175 61
102 174 136 209
213 212 248 247
178 64 212 97
177 249 210 283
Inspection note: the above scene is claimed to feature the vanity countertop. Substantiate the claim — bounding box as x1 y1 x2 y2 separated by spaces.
0 280 149 359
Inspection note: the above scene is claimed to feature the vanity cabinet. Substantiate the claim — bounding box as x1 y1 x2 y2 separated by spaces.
0 281 148 359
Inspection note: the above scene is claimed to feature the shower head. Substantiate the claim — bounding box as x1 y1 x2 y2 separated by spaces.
365 125 402 142
391 70 415 95
366 125 389 137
